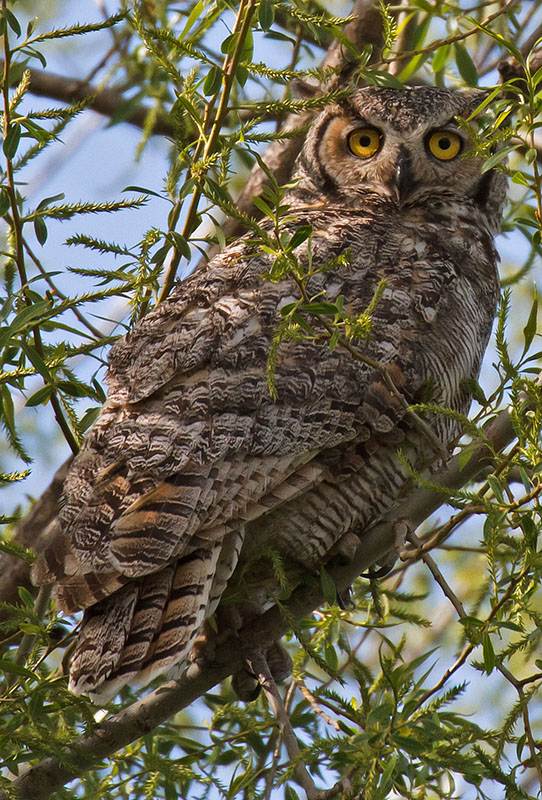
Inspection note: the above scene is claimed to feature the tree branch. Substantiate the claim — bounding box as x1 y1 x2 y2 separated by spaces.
0 458 71 618
0 401 520 800
0 61 175 137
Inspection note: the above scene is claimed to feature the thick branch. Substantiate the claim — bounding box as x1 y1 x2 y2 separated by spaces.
215 0 385 246
1 62 175 137
1 402 519 800
0 459 71 616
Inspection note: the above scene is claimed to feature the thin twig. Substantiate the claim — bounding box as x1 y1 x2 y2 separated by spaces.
248 650 319 800
381 0 517 65
157 0 257 304
1 3 79 456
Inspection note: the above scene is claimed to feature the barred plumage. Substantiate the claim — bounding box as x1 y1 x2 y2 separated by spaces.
32 87 507 700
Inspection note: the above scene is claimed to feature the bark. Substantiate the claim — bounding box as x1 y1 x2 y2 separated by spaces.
0 459 71 615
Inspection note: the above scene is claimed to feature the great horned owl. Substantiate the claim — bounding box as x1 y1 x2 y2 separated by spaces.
32 86 507 700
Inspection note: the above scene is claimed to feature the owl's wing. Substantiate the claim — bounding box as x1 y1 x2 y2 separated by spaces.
32 216 454 697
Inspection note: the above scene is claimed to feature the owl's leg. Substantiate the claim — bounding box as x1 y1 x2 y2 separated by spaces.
232 641 293 702
361 518 413 578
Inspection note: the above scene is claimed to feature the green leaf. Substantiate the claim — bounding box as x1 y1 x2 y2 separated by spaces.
258 0 275 31
481 145 518 173
0 299 51 349
18 586 35 608
3 122 21 158
203 65 222 96
0 187 10 216
34 215 48 245
482 633 495 674
432 44 449 73
457 444 475 470
0 659 36 679
300 302 338 315
5 8 21 37
522 286 538 355
487 474 504 503
123 185 165 200
320 566 337 605
179 0 205 39
221 33 238 54
79 406 100 433
168 231 191 259
25 384 53 407
288 225 312 250
361 68 404 88
511 171 529 186
458 615 484 627
252 195 274 219
57 380 90 398
454 43 478 85
20 340 51 381
324 642 338 670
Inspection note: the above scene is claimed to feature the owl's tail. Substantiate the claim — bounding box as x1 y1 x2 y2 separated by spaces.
69 529 243 701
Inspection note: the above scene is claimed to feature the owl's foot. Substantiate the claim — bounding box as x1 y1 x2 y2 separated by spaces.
191 620 219 668
361 518 414 578
232 641 293 702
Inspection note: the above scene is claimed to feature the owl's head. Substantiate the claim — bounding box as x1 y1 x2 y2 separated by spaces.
290 86 507 233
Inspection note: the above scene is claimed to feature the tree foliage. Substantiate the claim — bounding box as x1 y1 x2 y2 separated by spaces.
0 0 542 798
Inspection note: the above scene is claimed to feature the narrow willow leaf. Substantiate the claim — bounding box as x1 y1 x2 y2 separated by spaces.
79 406 100 432
123 185 165 200
486 474 504 503
482 633 495 674
320 566 337 605
0 659 36 679
179 0 205 40
203 65 222 96
34 215 48 245
324 643 338 670
481 145 518 173
25 384 53 407
0 187 10 216
221 32 238 54
454 43 478 86
168 231 191 259
18 586 35 608
258 0 275 31
5 8 21 36
3 122 21 158
522 286 538 355
20 340 51 380
288 225 312 250
57 380 91 397
361 68 404 88
432 44 449 73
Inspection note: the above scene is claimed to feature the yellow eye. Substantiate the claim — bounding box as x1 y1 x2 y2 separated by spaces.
347 127 382 158
427 130 462 160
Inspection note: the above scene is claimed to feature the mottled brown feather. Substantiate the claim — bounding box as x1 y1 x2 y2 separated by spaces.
32 87 507 699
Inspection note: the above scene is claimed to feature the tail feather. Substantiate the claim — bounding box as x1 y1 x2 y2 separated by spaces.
69 538 230 700
69 582 139 696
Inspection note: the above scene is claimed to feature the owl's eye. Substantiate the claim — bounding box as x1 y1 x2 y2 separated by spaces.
347 127 382 158
426 130 462 161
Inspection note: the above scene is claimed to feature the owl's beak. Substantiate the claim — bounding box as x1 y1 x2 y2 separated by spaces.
395 147 413 204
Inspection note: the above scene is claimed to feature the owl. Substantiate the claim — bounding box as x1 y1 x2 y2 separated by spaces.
32 86 507 701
